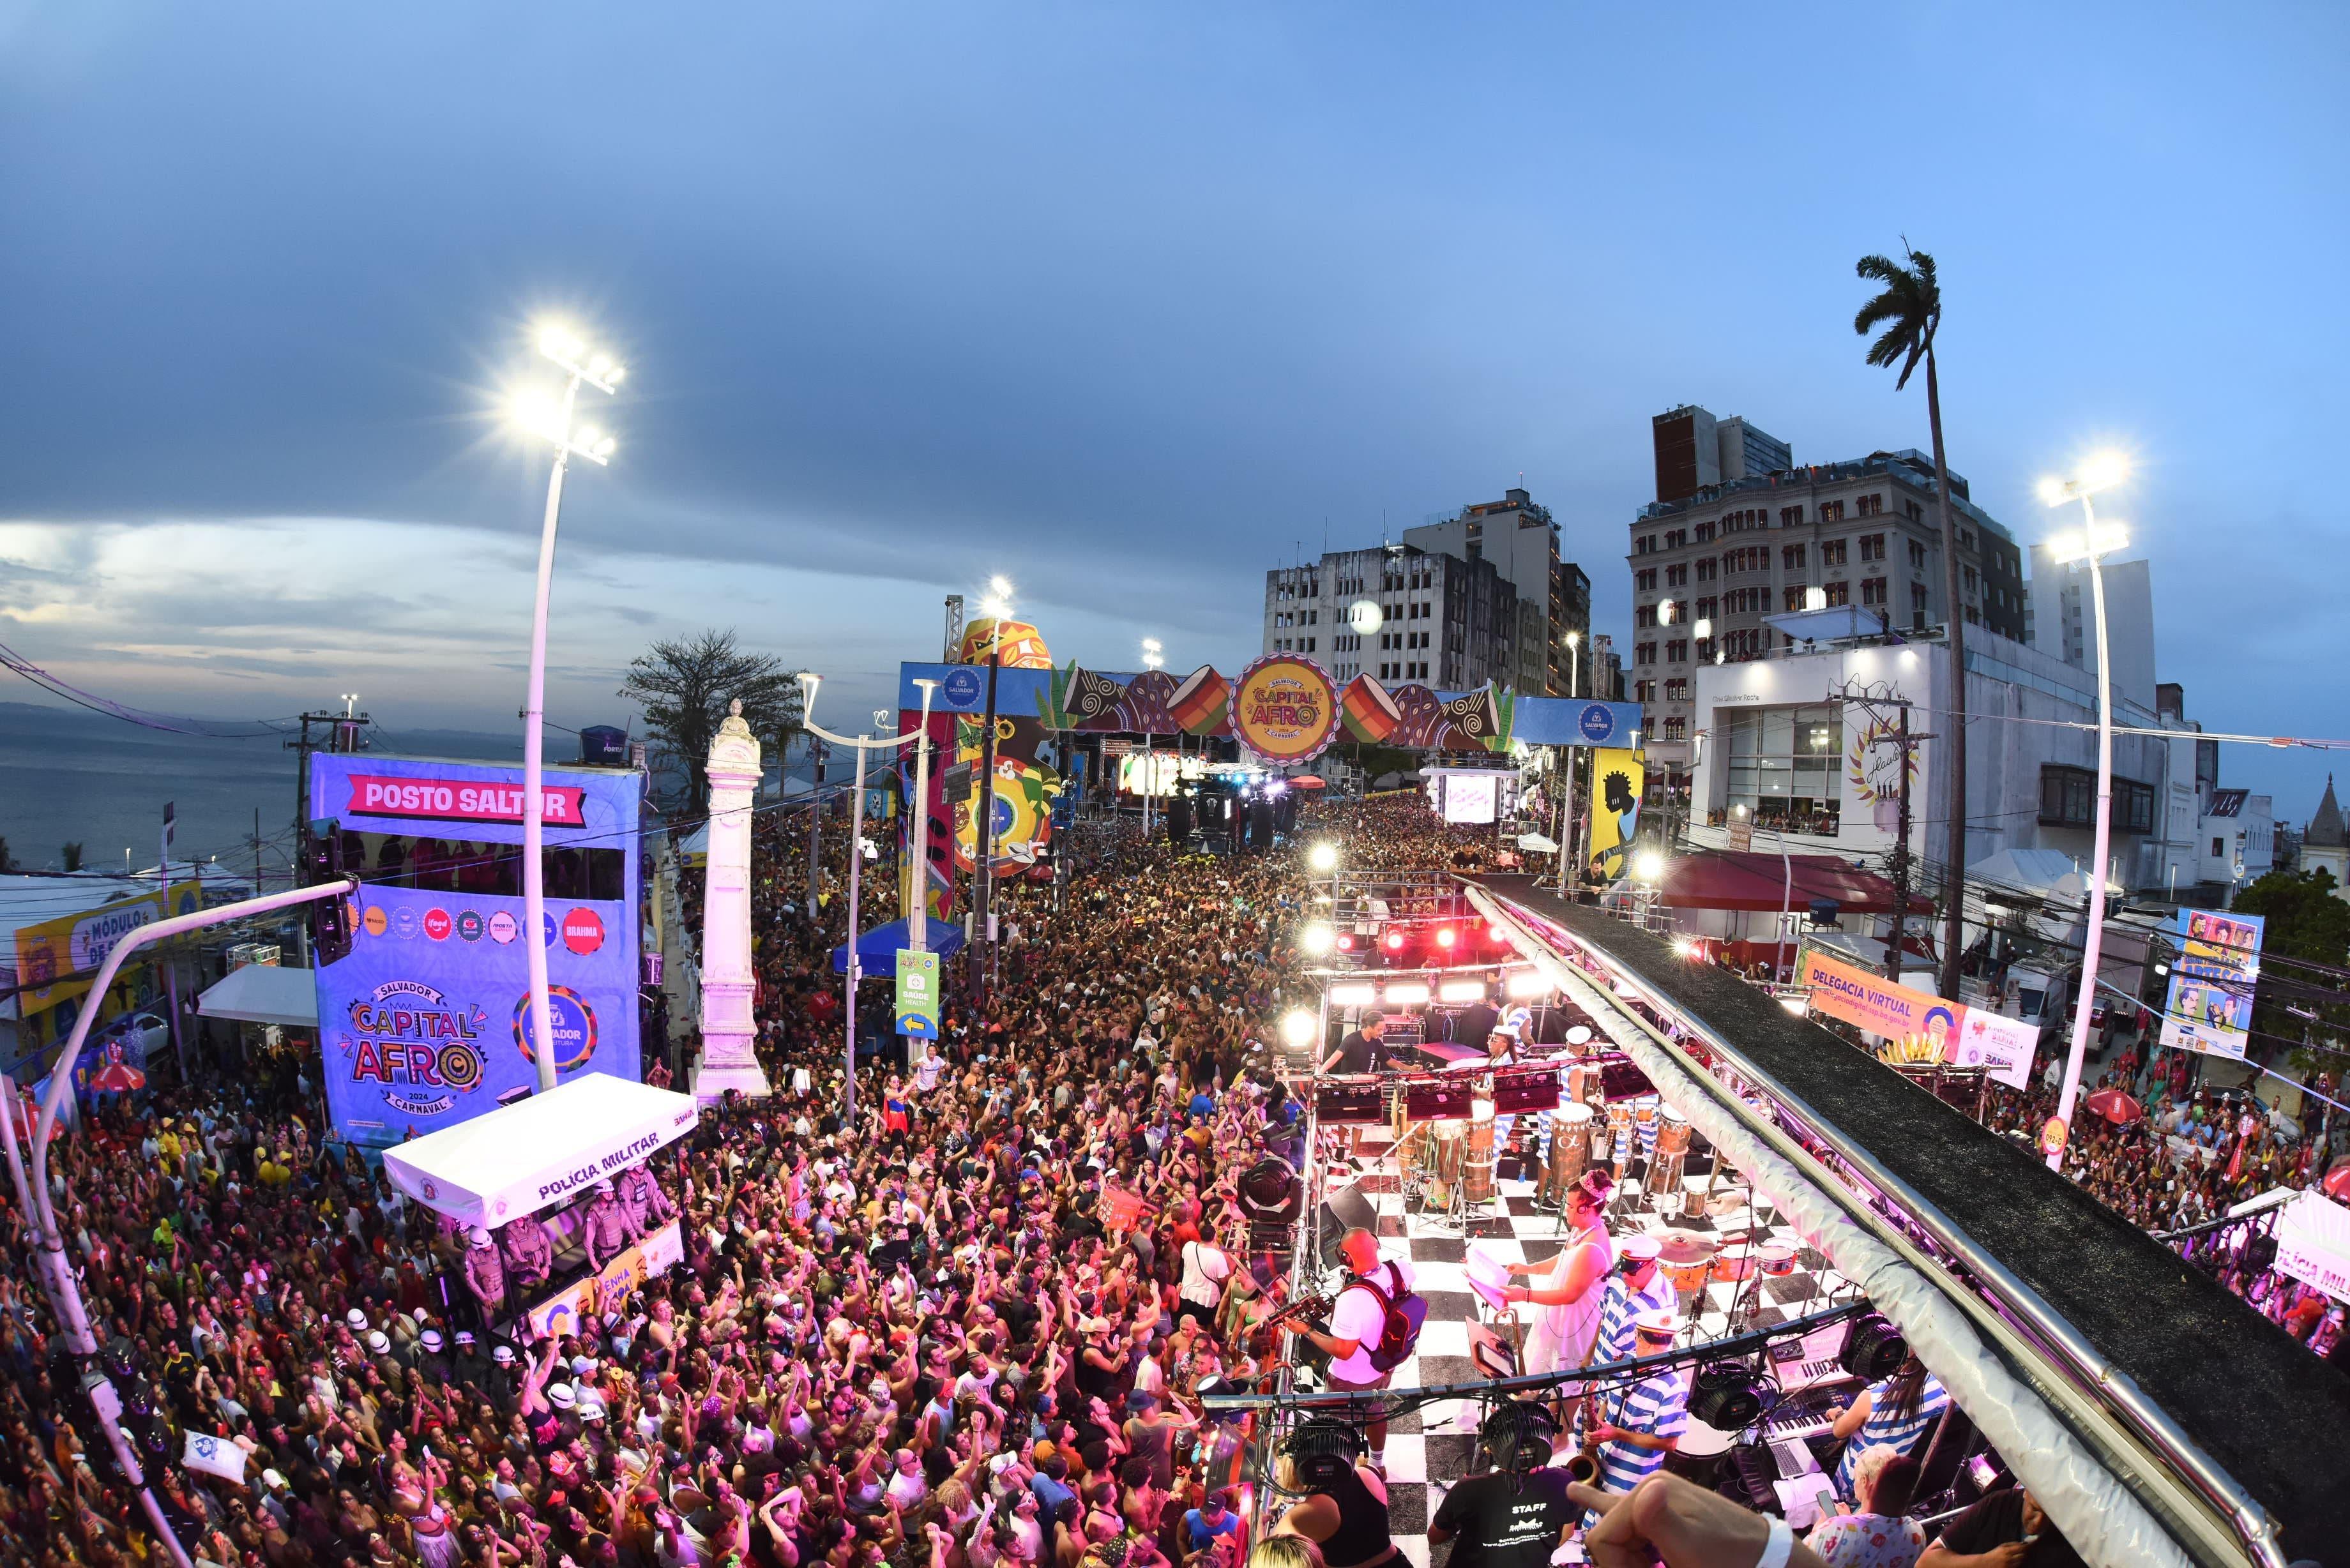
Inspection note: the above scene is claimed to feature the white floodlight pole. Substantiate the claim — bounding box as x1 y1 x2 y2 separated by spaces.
517 326 622 1092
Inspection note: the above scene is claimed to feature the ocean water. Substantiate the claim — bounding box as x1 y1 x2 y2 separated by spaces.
0 701 824 877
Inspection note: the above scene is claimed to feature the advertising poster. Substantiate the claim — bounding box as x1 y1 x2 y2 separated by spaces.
1231 654 1340 767
519 1219 685 1338
1948 1007 2036 1090
10 880 202 1036
1437 774 1498 825
1587 748 1645 882
310 753 642 1150
1798 951 1960 1057
894 948 939 1039
2158 907 2264 1061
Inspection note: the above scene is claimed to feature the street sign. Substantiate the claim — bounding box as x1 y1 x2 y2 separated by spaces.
894 949 939 1039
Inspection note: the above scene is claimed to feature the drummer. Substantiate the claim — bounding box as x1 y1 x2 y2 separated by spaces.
1589 1235 1678 1368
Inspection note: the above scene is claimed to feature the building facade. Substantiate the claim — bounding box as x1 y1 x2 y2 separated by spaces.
2304 778 2348 898
1651 405 1793 506
1262 542 1516 690
1627 433 2027 801
2025 548 2157 711
1404 486 1592 695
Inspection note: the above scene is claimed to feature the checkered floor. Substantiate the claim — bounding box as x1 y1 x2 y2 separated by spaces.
1302 1120 1857 1567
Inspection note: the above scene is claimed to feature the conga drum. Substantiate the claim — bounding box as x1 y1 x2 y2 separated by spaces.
1664 1421 1735 1489
1648 1108 1692 1198
1464 1099 1498 1203
1605 1104 1634 1177
1634 1100 1661 1162
1546 1104 1593 1193
1429 1122 1467 1207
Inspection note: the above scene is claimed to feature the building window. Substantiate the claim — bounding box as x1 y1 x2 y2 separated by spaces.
1782 543 1807 569
1909 541 1928 569
1722 705 1843 835
1635 568 1657 591
1784 585 1806 611
1694 522 1716 543
1860 533 1886 562
1861 577 1888 605
1695 559 1717 582
1636 535 1656 554
1695 596 1718 622
2212 836 2225 857
1665 639 1688 663
1664 677 1688 701
1857 493 1884 516
1665 529 1688 548
1662 716 1687 741
1963 565 1978 592
1779 506 1803 527
1634 679 1655 702
1820 539 1847 566
1822 580 1849 607
1665 563 1688 587
1635 642 1656 665
1635 604 1657 628
2040 765 2095 827
1820 500 1846 523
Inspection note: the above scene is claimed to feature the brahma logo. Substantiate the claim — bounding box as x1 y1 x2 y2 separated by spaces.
561 908 605 955
340 979 489 1110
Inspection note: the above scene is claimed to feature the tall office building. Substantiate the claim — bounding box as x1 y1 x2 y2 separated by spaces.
1651 406 1793 506
1625 424 2026 801
2024 548 2157 712
1404 486 1592 694
1263 542 1515 690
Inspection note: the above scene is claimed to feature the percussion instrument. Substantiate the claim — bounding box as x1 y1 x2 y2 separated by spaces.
1565 1061 1601 1109
1428 1122 1467 1207
1648 1144 1688 1198
1711 1243 1756 1283
1757 1245 1797 1278
1660 1255 1711 1299
1663 1421 1736 1488
1546 1105 1593 1182
1634 1102 1660 1137
1463 1099 1498 1203
1653 1108 1692 1159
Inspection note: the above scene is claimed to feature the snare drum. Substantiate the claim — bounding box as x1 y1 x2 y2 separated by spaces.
1663 1422 1735 1489
1711 1244 1755 1283
1758 1245 1796 1277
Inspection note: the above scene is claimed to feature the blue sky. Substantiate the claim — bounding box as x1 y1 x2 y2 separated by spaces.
3 3 2345 822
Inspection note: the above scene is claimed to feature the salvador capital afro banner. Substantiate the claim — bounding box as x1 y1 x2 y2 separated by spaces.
309 753 643 1151
1230 654 1340 767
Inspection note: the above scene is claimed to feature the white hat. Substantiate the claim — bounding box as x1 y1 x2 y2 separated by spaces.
1633 1309 1678 1340
345 1308 368 1329
1619 1235 1662 1263
469 1226 494 1246
492 1345 517 1365
548 1382 577 1408
454 1331 475 1346
262 1468 288 1489
367 1331 390 1353
593 1179 614 1194
572 1355 597 1376
420 1329 444 1352
579 1396 607 1422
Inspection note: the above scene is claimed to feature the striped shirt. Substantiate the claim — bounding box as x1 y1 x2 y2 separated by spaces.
1591 1272 1680 1369
1590 1367 1687 1499
1834 1372 1950 1499
1635 1101 1661 1159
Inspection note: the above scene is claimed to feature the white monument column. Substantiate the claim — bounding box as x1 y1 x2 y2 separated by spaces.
692 699 770 1101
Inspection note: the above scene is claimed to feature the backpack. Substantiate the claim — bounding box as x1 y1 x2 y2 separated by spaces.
1347 1262 1427 1373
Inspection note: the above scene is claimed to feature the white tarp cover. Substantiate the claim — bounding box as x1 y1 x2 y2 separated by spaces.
197 963 320 1028
1466 885 2200 1568
2275 1189 2350 1303
382 1074 699 1226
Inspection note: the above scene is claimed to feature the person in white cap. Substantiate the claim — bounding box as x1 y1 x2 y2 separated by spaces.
345 1308 370 1332
616 1159 672 1239
580 1179 632 1272
1590 1234 1678 1369
1579 1311 1687 1512
461 1226 507 1330
498 1211 554 1292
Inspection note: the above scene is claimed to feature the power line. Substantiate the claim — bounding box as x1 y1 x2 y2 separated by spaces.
0 638 298 739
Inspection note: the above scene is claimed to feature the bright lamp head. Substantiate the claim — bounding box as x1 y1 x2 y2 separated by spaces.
1633 848 1665 884
1308 842 1338 872
1280 1011 1317 1049
1300 923 1335 956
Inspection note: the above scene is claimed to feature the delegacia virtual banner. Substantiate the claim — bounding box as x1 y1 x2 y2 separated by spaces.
308 753 643 1150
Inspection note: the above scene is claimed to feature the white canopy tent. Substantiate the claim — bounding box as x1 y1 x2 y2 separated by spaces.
382 1074 699 1228
197 963 319 1029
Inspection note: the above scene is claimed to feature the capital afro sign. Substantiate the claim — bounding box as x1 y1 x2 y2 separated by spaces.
310 753 642 1149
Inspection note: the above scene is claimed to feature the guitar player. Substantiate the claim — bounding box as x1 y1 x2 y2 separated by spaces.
1296 1228 1420 1472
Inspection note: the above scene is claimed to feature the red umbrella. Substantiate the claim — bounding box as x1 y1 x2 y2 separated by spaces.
2086 1088 2142 1126
2324 1158 2350 1204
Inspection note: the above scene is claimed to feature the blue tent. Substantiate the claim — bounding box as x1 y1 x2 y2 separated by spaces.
830 919 966 976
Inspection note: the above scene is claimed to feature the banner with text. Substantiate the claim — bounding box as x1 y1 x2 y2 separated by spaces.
519 1219 685 1338
310 753 642 1150
1798 950 1962 1058
2158 907 2264 1062
894 949 940 1039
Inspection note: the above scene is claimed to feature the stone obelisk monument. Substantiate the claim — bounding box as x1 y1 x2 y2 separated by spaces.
691 699 769 1101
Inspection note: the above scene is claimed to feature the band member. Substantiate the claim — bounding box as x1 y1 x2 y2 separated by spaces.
1321 1011 1388 1075
1829 1353 1950 1502
1589 1235 1676 1368
1499 1170 1614 1380
1298 1228 1418 1472
1429 1404 1577 1568
1580 1311 1687 1515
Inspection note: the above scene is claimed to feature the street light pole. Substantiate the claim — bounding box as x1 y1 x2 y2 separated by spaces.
513 324 622 1093
2039 455 2130 1169
801 676 936 1122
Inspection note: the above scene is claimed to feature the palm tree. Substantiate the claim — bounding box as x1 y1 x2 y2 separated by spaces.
1854 244 1967 1000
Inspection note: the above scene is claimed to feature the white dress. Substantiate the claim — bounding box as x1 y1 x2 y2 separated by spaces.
1522 1225 1614 1378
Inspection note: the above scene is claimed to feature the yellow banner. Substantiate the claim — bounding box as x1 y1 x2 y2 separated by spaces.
1796 949 1960 1057
11 880 203 1019
519 1219 685 1339
1588 748 1644 882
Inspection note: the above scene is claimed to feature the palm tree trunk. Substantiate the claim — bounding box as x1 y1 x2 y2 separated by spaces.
1925 347 1967 1000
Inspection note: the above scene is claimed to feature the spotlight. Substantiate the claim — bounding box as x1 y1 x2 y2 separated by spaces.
1236 1156 1302 1224
1476 1401 1558 1474
1840 1315 1909 1382
1437 979 1485 1004
1308 842 1339 872
1336 933 1356 953
1383 930 1407 953
1634 848 1665 884
1280 1010 1317 1048
1301 923 1335 955
1382 981 1430 1006
1434 926 1459 951
1328 982 1378 1007
1283 1418 1367 1487
1671 935 1698 960
1689 1362 1764 1430
1506 971 1554 999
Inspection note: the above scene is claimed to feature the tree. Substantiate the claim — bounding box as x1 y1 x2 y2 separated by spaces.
1854 243 1968 999
61 842 84 872
618 629 805 808
0 837 11 872
2231 870 2350 1061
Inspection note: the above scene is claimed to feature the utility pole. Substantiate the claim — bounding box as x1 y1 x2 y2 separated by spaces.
1834 680 1931 983
805 737 828 908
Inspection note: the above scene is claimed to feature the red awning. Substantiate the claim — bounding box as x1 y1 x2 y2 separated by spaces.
1658 849 1932 916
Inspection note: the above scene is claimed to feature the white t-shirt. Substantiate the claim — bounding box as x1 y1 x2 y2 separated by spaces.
1179 1242 1232 1308
1326 1258 1415 1383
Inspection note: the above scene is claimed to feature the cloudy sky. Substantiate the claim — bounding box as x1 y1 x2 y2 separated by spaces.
3 3 2345 817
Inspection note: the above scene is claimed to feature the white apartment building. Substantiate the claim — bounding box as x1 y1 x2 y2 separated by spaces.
1404 487 1592 695
1262 542 1515 690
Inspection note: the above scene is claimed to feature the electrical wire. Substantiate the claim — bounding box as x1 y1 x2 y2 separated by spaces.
0 638 298 739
